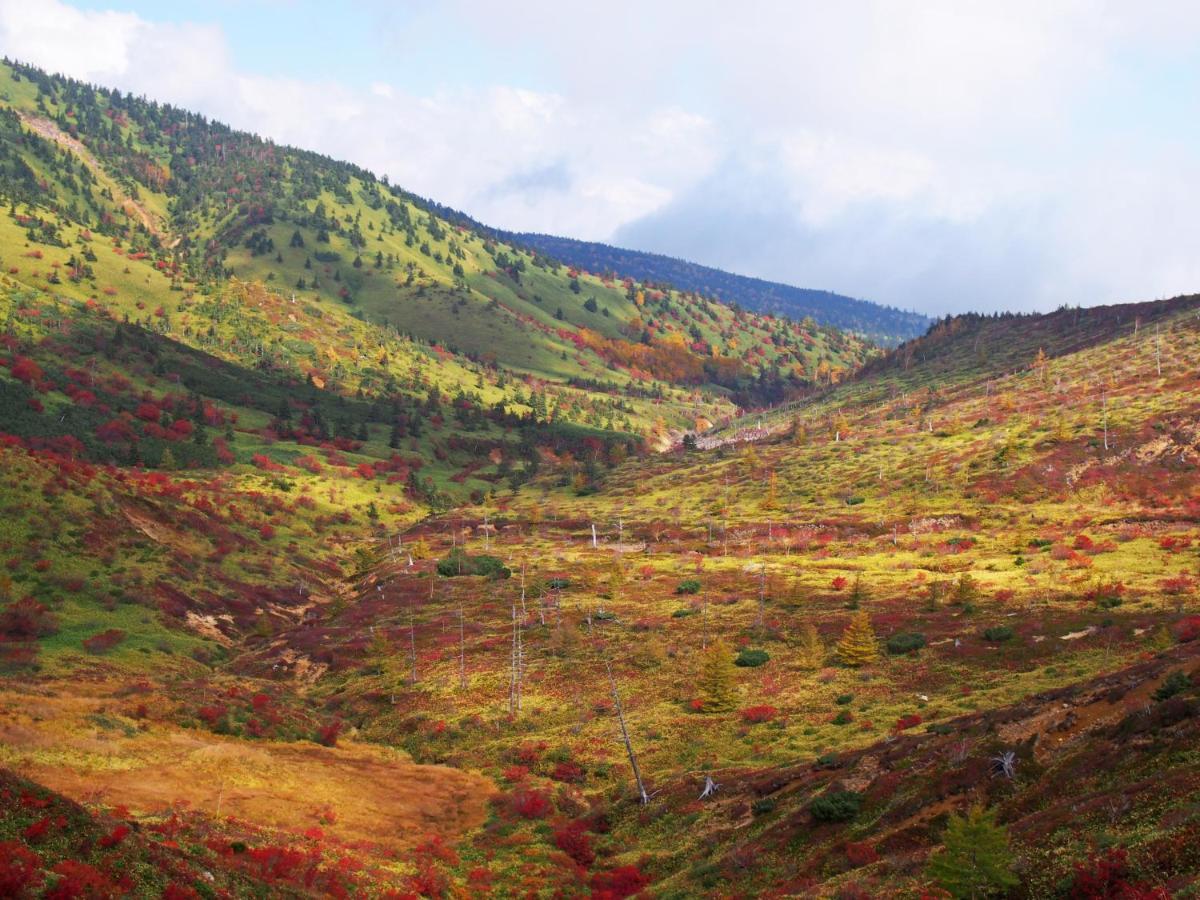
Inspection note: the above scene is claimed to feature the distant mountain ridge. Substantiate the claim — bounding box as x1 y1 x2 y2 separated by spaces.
506 232 930 345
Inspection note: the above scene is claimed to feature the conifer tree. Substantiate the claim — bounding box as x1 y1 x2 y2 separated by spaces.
836 611 880 666
953 573 981 606
763 470 778 510
791 415 807 445
698 640 737 711
927 805 1019 899
796 623 825 669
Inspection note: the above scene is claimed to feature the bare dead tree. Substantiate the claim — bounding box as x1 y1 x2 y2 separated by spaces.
1155 322 1162 377
756 563 767 631
408 607 418 685
606 660 649 804
458 603 467 691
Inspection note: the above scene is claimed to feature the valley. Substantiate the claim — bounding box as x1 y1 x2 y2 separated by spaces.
0 56 1196 900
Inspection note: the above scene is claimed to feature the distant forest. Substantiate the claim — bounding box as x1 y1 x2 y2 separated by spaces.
507 233 930 346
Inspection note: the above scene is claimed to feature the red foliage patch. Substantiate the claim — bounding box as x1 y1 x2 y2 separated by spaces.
551 761 586 784
315 720 341 747
82 628 126 654
1069 847 1169 899
591 865 651 899
1171 616 1200 644
845 841 879 867
44 860 114 900
0 841 43 896
554 820 595 867
0 597 59 639
507 788 552 819
741 705 778 724
10 356 43 386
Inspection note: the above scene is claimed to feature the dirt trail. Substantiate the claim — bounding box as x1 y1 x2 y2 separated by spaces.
0 686 495 851
19 112 171 243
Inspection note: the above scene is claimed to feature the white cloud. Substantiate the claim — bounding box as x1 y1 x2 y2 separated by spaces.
4 0 1200 313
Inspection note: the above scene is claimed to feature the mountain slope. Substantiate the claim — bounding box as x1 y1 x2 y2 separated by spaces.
0 59 872 422
509 231 930 345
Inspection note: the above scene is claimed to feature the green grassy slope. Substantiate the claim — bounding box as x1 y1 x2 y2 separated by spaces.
0 59 872 427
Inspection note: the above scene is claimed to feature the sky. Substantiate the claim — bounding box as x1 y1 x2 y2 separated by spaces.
4 1 1200 317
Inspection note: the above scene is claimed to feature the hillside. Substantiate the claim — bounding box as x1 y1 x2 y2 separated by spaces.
509 232 931 346
0 59 871 423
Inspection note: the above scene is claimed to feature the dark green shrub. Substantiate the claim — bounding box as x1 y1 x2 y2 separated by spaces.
671 608 696 618
735 648 769 667
675 579 701 595
547 578 571 589
809 790 861 823
832 710 853 726
835 694 854 705
751 798 776 816
1154 670 1192 702
983 625 1014 642
436 550 511 579
886 632 926 655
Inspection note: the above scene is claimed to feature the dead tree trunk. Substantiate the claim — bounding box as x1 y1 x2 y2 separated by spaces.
408 607 418 685
458 603 466 691
606 660 649 804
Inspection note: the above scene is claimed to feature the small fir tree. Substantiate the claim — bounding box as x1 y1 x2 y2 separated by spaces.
796 623 825 669
698 640 737 712
836 611 880 667
927 805 1019 899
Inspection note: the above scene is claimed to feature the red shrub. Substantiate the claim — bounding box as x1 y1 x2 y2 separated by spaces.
0 841 43 896
197 705 226 727
830 576 848 591
98 824 130 848
10 356 43 386
894 713 923 731
135 402 160 422
23 817 53 843
591 865 651 899
845 841 879 867
501 765 529 783
1160 575 1194 596
162 884 202 900
251 453 285 473
1069 847 1169 899
0 597 59 639
554 820 595 867
1171 616 1200 644
44 860 114 900
509 788 552 819
407 860 448 897
413 834 459 866
551 761 585 784
741 705 778 724
246 845 309 881
82 629 126 654
316 720 342 747
514 742 545 765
